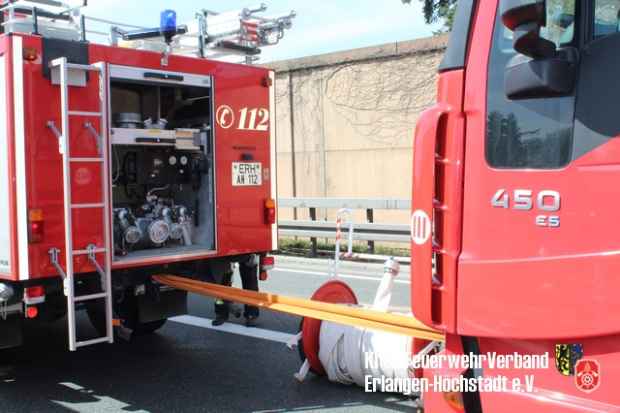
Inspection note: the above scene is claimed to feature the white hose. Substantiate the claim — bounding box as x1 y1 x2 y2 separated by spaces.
316 258 414 393
319 321 412 387
372 258 399 312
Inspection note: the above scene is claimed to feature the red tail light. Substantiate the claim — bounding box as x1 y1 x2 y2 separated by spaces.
25 285 45 305
25 285 44 297
28 209 44 243
25 306 39 319
260 255 275 271
264 199 276 225
23 46 38 61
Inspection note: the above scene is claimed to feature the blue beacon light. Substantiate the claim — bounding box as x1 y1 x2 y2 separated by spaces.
160 9 177 33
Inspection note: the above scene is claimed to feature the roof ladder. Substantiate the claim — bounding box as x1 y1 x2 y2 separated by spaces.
47 57 114 351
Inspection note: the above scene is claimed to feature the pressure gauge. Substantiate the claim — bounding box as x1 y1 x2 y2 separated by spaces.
180 155 189 166
169 155 177 166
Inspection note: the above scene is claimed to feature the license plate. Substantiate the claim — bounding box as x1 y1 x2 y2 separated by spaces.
232 162 262 186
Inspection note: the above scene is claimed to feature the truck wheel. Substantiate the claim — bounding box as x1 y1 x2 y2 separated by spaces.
85 304 110 337
132 319 167 334
86 303 167 337
0 315 23 351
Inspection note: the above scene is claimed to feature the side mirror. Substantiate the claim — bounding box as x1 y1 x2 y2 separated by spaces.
501 0 577 99
502 0 546 31
502 0 555 59
505 53 576 99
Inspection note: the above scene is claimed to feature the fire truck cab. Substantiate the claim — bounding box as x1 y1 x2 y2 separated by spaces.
0 1 291 351
412 0 620 411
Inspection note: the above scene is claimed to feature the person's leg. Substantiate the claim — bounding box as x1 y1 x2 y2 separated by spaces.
196 258 234 326
213 299 230 326
212 270 233 326
239 260 259 326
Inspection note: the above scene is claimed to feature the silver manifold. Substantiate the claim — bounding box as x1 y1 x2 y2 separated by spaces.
113 197 193 254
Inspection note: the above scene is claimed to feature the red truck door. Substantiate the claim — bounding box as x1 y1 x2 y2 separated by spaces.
414 1 620 410
457 1 620 409
459 0 620 340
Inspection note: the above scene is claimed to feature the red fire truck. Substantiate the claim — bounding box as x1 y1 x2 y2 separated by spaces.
0 1 294 352
411 0 620 411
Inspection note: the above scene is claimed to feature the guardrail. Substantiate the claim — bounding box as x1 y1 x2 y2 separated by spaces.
278 198 411 210
278 197 411 255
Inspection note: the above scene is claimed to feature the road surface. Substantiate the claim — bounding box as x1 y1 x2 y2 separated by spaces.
0 256 418 413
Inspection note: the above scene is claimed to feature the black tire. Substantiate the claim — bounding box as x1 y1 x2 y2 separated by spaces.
86 302 167 337
85 304 110 337
133 319 167 334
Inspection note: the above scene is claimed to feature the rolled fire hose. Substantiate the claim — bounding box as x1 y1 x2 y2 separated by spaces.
293 259 436 394
154 261 443 393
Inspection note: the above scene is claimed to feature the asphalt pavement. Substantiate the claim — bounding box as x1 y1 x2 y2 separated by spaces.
0 256 418 413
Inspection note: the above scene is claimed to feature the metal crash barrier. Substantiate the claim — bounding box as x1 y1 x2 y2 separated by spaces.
153 275 444 342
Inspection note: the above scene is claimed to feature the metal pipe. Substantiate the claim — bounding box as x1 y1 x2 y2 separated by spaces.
196 12 206 58
84 15 146 30
177 207 193 246
146 185 170 199
332 208 354 277
17 0 65 7
287 72 298 220
80 13 86 41
181 224 193 246
32 6 38 35
241 3 267 18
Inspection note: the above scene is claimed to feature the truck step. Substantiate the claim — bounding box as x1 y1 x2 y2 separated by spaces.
71 203 105 209
70 157 104 163
74 292 108 303
68 111 102 117
75 337 111 348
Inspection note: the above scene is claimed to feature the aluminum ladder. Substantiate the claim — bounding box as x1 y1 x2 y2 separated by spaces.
47 57 114 351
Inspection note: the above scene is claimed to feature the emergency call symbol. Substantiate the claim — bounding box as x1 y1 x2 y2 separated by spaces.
411 210 431 245
216 105 235 129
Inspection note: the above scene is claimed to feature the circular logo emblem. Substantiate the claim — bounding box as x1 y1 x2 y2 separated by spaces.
575 359 601 393
216 105 235 129
410 210 432 245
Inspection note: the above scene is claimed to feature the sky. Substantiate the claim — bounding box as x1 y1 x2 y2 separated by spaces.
80 0 441 63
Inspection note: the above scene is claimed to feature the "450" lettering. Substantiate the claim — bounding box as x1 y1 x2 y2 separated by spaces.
491 189 561 228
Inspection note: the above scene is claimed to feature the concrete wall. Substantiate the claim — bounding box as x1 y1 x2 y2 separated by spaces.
268 35 448 224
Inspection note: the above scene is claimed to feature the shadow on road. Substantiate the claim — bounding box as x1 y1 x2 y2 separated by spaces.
0 316 418 413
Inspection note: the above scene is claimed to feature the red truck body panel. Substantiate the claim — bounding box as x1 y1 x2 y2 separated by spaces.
412 0 620 411
458 0 620 341
0 35 19 281
0 33 276 282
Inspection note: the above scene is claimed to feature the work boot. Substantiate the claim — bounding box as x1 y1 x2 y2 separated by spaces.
213 298 229 326
245 315 258 328
212 315 228 326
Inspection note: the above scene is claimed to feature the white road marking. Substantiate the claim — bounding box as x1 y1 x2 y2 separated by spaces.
54 382 149 413
170 315 296 344
272 267 411 285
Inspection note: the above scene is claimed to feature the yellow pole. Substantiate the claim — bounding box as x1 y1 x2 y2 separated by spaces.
154 275 444 342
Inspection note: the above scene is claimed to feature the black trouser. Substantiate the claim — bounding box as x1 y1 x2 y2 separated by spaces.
214 263 259 319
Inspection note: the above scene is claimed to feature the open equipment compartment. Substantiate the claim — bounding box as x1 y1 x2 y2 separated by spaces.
108 65 216 263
